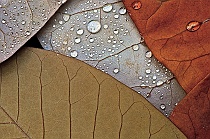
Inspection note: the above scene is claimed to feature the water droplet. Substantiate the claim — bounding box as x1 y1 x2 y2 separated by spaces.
145 51 152 58
63 40 68 45
113 68 119 74
156 80 164 86
104 24 109 29
102 4 113 13
132 44 139 51
87 20 101 34
159 96 163 100
114 14 119 19
89 38 94 43
113 29 119 34
25 31 31 36
152 75 157 80
145 69 151 74
186 21 202 32
119 7 127 15
74 37 81 44
21 20 26 25
160 104 166 110
70 50 78 58
63 14 70 22
132 1 142 10
76 29 84 35
2 19 6 24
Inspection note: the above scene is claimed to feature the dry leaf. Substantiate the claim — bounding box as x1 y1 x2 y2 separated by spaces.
0 0 66 63
123 0 210 138
0 47 186 138
37 0 186 116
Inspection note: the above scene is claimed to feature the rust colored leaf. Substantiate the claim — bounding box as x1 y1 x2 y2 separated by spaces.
0 47 186 138
0 0 66 63
123 0 210 138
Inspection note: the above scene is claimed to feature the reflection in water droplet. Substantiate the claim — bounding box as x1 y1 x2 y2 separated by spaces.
63 14 70 22
132 1 142 10
113 68 119 74
132 44 139 51
76 29 84 35
74 37 81 44
87 20 101 34
186 21 202 32
145 69 151 74
145 51 152 58
157 80 164 86
70 50 78 58
160 104 166 110
119 7 127 15
102 4 113 13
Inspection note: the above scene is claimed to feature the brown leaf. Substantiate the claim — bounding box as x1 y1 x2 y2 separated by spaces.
0 0 65 63
123 0 210 138
0 47 186 138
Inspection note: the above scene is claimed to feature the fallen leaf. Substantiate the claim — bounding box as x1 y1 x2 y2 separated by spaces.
0 47 186 138
37 0 186 116
123 0 210 138
0 0 66 63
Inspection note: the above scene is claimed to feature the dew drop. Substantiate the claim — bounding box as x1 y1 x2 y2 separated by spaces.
21 20 26 25
186 21 202 32
145 69 151 74
113 29 119 34
156 80 164 86
76 29 84 35
87 20 101 34
74 37 81 44
25 31 31 36
2 19 6 24
132 1 142 10
104 24 109 29
114 14 119 19
63 40 68 45
70 50 78 58
89 38 94 43
102 4 113 13
145 51 152 58
160 104 166 110
119 7 127 15
63 14 70 22
113 68 119 74
132 44 139 51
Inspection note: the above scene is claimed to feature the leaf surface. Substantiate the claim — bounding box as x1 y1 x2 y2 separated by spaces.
0 0 65 63
123 0 210 138
0 47 186 139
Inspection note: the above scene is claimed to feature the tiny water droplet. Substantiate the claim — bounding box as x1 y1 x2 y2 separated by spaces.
160 104 166 110
113 29 119 34
186 21 202 32
76 29 84 35
145 51 152 58
74 37 81 44
113 68 119 74
132 1 142 10
70 50 78 58
145 69 151 74
21 20 26 25
2 19 6 24
89 38 94 43
102 4 113 13
119 7 127 15
104 24 109 29
156 80 164 86
63 14 70 22
87 20 101 34
132 44 139 51
114 14 119 19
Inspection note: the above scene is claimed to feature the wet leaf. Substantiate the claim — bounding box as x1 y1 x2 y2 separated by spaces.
0 47 186 138
123 0 210 138
37 0 186 116
0 0 66 63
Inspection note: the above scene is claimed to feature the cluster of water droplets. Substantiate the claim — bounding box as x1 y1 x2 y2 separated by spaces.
37 0 186 116
0 0 64 58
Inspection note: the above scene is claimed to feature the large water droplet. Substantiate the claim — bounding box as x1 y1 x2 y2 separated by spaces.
102 4 113 13
119 7 127 15
70 50 78 58
87 20 101 34
160 104 166 110
186 21 202 32
132 1 142 10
